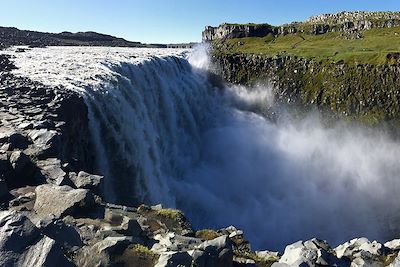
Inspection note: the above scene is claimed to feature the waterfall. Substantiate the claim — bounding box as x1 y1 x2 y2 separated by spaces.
5 46 400 251
84 55 221 205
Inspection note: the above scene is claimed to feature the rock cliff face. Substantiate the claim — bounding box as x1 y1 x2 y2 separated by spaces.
202 24 275 41
203 11 400 41
213 53 400 123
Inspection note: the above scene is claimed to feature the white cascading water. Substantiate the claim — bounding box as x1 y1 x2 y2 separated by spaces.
3 45 400 251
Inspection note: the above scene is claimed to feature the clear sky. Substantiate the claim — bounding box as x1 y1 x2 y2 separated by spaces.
1 0 399 44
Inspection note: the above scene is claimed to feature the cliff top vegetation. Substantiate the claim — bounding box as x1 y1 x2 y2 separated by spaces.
213 26 400 65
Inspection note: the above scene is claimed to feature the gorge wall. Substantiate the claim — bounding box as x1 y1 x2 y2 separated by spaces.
206 11 400 124
213 53 400 123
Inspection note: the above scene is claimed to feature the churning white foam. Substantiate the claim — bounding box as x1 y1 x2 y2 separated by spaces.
3 46 400 251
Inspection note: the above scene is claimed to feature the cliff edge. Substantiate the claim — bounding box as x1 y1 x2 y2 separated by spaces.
206 11 400 124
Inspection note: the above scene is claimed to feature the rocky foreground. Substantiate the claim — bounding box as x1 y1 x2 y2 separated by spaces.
1 54 400 267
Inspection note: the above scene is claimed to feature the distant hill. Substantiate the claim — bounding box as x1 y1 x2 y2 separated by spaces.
0 26 164 48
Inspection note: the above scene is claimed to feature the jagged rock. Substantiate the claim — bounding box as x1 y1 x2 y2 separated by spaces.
0 210 40 253
69 171 103 192
28 129 60 158
155 251 193 267
36 158 70 186
335 238 385 259
191 235 233 267
34 184 94 218
385 239 400 250
334 238 389 267
75 236 132 266
277 239 348 267
37 216 83 251
18 235 75 267
0 210 72 266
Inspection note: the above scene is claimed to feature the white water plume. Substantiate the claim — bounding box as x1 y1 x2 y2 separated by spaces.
3 46 400 251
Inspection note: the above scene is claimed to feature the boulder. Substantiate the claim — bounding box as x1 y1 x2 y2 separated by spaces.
36 158 70 186
278 239 348 267
69 171 103 192
34 184 94 218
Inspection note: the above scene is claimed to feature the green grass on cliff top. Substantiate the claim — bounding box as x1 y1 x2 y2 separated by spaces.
214 26 400 65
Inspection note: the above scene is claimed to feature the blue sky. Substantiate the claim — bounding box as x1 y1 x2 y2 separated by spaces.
1 0 399 43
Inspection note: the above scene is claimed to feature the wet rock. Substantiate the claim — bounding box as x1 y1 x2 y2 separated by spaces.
34 184 94 218
69 171 103 192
